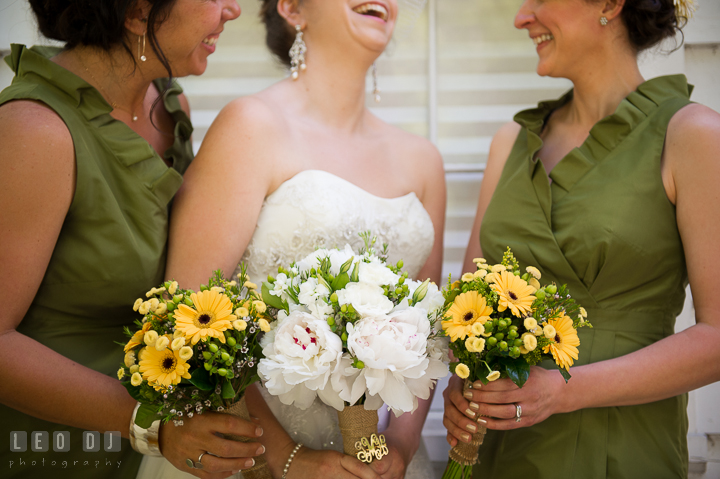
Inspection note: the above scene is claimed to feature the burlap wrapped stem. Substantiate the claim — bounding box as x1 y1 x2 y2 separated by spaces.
448 380 487 466
223 396 271 479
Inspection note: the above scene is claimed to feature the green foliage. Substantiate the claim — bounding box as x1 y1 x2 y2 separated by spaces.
134 403 161 429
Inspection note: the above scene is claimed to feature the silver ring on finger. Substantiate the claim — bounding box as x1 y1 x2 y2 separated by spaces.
515 403 522 422
194 452 207 470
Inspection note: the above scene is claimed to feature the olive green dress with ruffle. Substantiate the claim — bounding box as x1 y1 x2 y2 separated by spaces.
475 75 692 479
0 44 193 478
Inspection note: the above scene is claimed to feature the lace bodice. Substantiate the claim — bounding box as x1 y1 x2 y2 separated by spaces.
237 170 435 283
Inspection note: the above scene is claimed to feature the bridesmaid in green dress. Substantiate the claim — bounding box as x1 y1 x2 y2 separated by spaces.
443 0 720 478
0 1 262 478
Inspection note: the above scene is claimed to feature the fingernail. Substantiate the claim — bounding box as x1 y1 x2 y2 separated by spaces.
465 408 477 418
477 418 487 424
473 381 483 389
255 427 263 437
461 432 471 442
466 423 477 433
469 401 479 411
256 445 265 455
245 458 255 468
463 390 473 400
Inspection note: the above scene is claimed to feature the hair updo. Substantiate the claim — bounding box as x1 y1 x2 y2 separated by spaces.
260 0 297 67
28 0 178 71
615 0 686 52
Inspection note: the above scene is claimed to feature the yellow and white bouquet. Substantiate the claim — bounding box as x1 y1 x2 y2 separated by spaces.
441 248 591 478
118 267 273 429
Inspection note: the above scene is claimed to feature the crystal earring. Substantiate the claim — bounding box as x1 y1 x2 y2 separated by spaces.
372 62 381 103
600 16 608 26
138 33 147 62
289 25 307 80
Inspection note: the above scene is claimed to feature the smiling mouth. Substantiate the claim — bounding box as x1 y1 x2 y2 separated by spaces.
202 36 218 47
532 34 554 46
353 3 389 21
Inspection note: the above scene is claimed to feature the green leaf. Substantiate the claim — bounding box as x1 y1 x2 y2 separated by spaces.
500 358 530 388
262 282 288 313
134 403 161 429
221 379 236 400
121 381 144 402
339 257 354 274
445 289 461 305
558 366 572 383
332 272 350 291
350 263 360 282
189 366 215 391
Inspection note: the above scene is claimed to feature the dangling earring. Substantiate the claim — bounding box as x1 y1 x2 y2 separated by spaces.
372 63 381 103
289 25 307 80
138 33 147 62
600 16 608 26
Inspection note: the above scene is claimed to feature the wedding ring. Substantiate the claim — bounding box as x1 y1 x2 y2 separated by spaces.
515 403 522 422
195 452 206 470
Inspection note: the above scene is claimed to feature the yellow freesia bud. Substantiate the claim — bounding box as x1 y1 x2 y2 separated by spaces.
146 289 155 298
173 330 184 339
171 337 185 351
544 325 557 339
244 281 257 290
522 333 537 351
579 307 588 318
117 368 125 380
473 269 488 280
233 320 247 331
138 302 151 315
525 266 541 280
528 278 541 291
179 346 193 361
524 318 538 330
210 286 224 293
473 258 487 264
168 281 178 295
466 337 485 353
258 318 271 333
486 371 501 381
455 363 470 379
129 365 140 374
148 298 160 312
461 273 475 282
154 336 170 351
253 301 267 314
519 346 529 354
491 264 507 273
124 351 136 368
235 307 249 318
131 372 143 387
133 299 143 312
471 322 485 336
143 330 158 347
155 303 167 315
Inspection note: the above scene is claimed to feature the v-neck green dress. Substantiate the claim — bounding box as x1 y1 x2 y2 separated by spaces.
475 75 692 479
0 44 193 478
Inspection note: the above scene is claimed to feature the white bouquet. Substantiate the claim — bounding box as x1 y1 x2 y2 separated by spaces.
258 234 448 423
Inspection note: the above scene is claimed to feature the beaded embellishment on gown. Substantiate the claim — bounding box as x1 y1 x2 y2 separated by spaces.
137 169 436 479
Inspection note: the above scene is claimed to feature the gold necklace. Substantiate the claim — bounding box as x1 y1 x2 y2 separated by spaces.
81 60 140 122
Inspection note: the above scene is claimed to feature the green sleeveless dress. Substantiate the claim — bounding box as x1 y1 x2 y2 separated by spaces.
475 75 692 479
0 44 193 478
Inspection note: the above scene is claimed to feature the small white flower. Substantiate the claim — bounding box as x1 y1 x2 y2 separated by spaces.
336 282 393 316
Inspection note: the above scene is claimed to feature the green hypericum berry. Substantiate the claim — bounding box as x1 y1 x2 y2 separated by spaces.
355 360 365 369
166 302 177 311
221 352 230 362
202 351 212 360
341 332 348 341
397 260 404 269
208 343 219 353
508 330 518 340
341 305 348 313
487 337 498 347
535 289 546 300
184 297 194 306
330 293 339 303
545 284 557 295
499 341 508 351
204 362 212 371
498 320 507 330
327 317 335 326
217 368 227 377
227 337 237 347
511 346 521 356
510 325 518 331
495 333 504 341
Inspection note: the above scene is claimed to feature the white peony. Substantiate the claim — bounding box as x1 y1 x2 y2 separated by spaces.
358 261 399 287
338 307 448 416
335 282 394 316
258 311 344 411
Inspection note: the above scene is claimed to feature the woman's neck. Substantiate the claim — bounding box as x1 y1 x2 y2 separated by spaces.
53 46 154 121
288 44 377 132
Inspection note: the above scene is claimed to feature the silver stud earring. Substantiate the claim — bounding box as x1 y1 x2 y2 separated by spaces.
289 25 307 80
138 33 147 61
600 16 608 26
372 63 381 103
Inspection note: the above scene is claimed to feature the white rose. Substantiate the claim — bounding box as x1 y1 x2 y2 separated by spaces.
258 311 344 411
339 308 448 416
358 261 399 287
335 282 394 316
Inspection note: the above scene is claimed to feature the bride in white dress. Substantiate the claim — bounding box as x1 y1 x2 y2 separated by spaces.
139 0 445 478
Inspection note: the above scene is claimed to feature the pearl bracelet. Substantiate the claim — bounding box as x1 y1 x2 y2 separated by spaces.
281 443 303 479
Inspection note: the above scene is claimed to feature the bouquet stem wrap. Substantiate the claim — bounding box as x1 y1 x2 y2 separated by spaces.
337 405 380 458
448 380 487 467
223 396 271 479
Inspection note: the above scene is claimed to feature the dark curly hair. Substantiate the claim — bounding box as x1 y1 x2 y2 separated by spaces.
593 0 687 52
259 0 298 67
28 0 179 76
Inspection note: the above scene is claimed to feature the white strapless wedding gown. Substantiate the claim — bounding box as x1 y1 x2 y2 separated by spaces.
138 170 436 479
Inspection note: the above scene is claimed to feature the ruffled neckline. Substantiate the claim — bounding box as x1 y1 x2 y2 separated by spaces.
513 75 692 212
5 44 193 174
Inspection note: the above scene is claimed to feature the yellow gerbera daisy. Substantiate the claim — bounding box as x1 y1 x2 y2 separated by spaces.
124 322 152 353
542 316 580 370
139 347 191 389
174 290 235 345
442 291 493 342
489 271 536 317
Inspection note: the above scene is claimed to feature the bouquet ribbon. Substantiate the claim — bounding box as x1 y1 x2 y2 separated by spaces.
337 405 388 463
224 396 271 479
448 379 487 466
